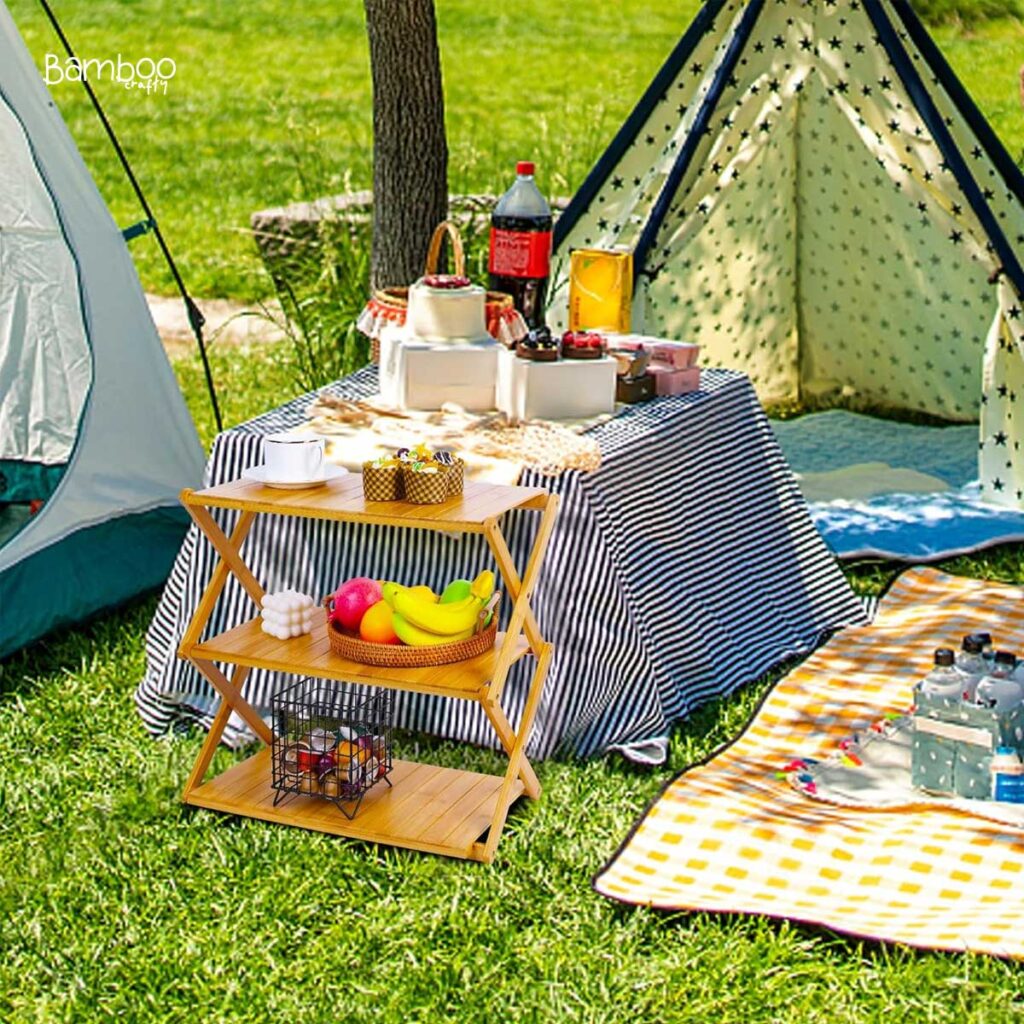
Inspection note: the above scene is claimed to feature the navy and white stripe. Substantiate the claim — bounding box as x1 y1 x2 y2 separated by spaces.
135 367 866 761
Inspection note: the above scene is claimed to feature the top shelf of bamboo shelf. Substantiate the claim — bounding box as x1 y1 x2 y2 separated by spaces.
182 477 548 532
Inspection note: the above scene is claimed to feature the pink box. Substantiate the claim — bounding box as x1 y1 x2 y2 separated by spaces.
604 334 700 368
650 340 700 369
648 364 700 396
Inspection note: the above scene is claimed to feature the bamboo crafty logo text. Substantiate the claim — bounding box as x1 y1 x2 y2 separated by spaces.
44 54 176 94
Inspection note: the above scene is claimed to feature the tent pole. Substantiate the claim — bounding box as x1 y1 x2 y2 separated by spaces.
863 0 1024 297
792 82 804 410
632 0 767 281
34 0 223 435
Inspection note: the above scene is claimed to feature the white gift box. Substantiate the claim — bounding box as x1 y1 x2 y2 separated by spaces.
496 349 617 422
378 328 499 411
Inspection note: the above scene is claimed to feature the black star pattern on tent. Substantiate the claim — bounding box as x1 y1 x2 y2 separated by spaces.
549 0 1024 506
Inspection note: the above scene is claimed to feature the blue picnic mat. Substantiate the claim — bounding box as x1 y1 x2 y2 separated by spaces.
772 411 1024 561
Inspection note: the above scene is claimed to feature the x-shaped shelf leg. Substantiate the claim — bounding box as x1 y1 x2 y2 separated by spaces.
182 659 273 806
183 501 265 609
484 521 545 656
480 700 541 799
179 494 272 800
189 657 273 747
181 664 252 799
479 642 553 863
483 494 559 703
179 499 260 653
474 495 559 862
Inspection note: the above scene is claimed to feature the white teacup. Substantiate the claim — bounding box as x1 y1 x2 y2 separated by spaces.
263 433 325 482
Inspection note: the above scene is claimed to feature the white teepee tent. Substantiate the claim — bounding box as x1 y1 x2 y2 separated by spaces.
551 0 1024 508
0 1 205 657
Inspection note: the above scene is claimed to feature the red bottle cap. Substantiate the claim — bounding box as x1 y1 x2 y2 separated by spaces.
516 161 535 176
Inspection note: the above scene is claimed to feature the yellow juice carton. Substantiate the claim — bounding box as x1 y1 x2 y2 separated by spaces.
568 248 633 332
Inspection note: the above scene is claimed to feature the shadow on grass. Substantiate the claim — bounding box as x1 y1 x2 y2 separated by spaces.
0 592 159 698
652 904 972 968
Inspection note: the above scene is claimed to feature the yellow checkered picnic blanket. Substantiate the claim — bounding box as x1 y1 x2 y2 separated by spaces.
595 568 1024 957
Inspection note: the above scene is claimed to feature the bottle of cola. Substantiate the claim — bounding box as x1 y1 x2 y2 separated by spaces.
488 161 553 329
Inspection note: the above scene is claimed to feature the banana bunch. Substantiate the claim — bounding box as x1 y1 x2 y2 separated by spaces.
381 570 496 647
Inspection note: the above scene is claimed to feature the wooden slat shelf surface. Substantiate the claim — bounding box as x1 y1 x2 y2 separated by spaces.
185 747 525 860
178 473 559 861
184 476 547 532
185 618 530 698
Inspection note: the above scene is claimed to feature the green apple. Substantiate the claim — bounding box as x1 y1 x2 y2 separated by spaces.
439 579 472 603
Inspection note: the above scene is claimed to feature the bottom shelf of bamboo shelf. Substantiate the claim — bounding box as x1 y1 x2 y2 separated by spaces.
184 747 526 861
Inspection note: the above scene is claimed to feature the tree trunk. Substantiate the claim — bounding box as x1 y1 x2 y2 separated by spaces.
363 0 449 289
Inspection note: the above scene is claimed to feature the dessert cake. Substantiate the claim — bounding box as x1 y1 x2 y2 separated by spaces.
561 331 606 360
515 325 560 362
405 274 490 344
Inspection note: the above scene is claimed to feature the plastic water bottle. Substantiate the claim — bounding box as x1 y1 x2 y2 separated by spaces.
488 161 553 329
973 631 995 667
975 651 1023 712
956 634 988 702
919 648 963 700
991 747 1024 802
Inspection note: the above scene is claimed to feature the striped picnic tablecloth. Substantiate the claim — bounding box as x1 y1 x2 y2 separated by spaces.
135 366 865 762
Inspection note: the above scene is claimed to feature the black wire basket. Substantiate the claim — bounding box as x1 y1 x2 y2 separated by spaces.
271 678 393 819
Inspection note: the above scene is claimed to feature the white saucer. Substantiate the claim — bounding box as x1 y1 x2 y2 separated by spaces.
242 464 348 489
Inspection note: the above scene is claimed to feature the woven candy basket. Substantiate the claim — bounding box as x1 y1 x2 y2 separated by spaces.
362 457 463 503
402 467 450 504
446 457 465 496
323 594 501 668
356 221 526 360
362 463 403 501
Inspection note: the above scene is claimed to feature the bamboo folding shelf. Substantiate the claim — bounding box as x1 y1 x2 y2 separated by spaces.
177 474 559 863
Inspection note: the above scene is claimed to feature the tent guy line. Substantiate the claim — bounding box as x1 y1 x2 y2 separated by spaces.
35 0 222 432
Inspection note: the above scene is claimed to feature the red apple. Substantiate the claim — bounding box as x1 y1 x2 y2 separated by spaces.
330 577 383 631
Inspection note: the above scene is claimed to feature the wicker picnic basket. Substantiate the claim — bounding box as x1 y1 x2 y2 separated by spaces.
323 593 501 667
356 221 526 361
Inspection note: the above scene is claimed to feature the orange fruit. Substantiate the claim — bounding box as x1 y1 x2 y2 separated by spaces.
359 599 399 644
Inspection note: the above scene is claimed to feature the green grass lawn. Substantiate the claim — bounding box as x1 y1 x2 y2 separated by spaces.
6 2 1024 1018
4 337 1024 1022
4 547 1024 1023
6 0 1024 300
